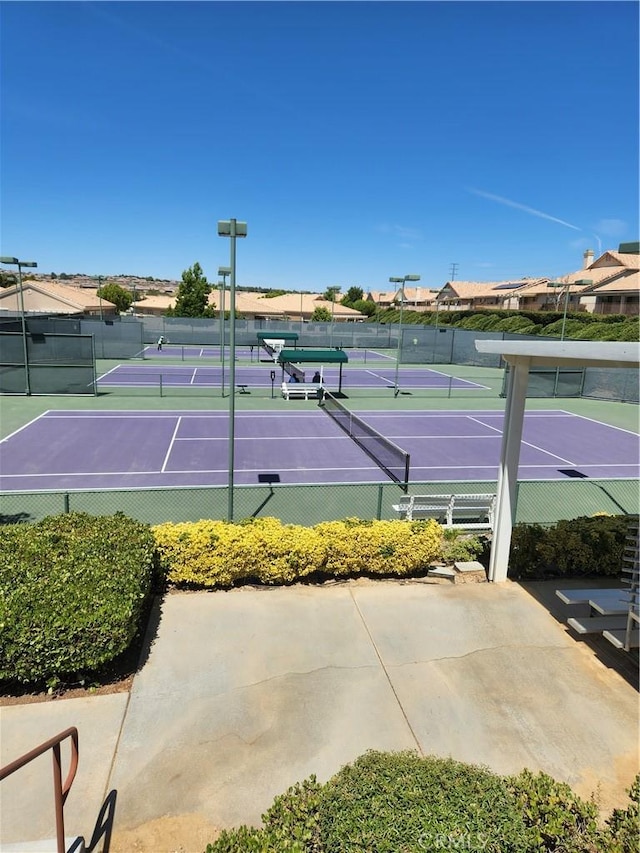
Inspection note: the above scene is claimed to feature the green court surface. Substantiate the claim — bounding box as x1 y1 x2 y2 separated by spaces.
1 355 638 527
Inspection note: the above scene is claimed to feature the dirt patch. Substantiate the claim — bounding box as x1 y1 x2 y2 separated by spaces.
109 813 220 853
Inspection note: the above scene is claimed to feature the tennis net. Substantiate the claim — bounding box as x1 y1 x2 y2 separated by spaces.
322 393 410 489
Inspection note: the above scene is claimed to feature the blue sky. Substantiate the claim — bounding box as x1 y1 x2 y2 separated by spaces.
1 1 638 291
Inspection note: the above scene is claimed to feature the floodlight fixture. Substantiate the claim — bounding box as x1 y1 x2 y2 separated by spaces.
217 221 247 238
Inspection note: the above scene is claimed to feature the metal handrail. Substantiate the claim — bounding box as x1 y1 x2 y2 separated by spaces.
0 726 79 853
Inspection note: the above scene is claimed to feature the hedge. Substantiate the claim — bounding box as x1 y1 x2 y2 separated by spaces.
152 517 444 588
508 514 631 580
207 750 640 852
374 308 632 342
0 512 157 687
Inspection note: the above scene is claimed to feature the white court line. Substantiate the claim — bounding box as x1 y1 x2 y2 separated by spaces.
0 411 52 443
1 464 380 479
42 410 326 419
556 409 640 438
190 369 198 385
364 369 394 383
161 416 182 472
95 364 123 381
385 434 501 440
466 416 503 434
174 435 351 442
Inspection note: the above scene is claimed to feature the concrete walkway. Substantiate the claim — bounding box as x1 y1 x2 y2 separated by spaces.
1 580 638 852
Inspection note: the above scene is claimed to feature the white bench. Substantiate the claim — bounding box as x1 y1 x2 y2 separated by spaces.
281 382 323 401
555 588 629 615
392 493 496 530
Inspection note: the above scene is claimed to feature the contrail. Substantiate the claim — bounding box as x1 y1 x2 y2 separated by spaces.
467 188 582 231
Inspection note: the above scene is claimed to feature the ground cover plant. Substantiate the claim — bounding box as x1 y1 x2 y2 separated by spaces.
0 511 157 690
152 516 446 588
207 750 640 852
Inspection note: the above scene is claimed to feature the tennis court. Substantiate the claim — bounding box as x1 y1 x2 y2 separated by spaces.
141 345 395 362
1 408 636 492
97 363 489 391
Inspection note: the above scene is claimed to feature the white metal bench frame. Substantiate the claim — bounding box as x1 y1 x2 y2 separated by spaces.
281 382 323 401
392 493 496 530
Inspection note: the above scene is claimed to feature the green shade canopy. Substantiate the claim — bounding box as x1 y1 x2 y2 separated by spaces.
277 348 348 364
257 331 299 341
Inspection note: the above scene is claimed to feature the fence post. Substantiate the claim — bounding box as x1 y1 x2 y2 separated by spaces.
159 375 163 398
377 484 383 520
64 493 70 513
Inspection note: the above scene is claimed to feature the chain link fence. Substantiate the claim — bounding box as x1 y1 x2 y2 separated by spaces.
2 478 636 528
0 331 97 395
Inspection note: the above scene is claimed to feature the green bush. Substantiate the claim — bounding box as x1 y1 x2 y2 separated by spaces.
508 515 630 579
318 751 529 852
539 318 588 338
208 750 637 852
494 317 534 332
506 768 601 851
606 774 640 852
0 512 157 687
617 319 640 341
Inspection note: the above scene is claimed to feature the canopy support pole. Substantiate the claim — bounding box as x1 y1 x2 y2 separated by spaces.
489 357 530 582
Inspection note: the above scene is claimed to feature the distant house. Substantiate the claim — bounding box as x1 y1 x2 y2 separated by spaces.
435 279 551 312
132 294 176 316
367 291 398 311
430 244 639 317
0 280 118 317
208 290 366 322
574 249 639 316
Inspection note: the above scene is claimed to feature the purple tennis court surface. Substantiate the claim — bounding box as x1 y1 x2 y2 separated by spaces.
98 364 488 391
142 345 394 362
1 409 637 491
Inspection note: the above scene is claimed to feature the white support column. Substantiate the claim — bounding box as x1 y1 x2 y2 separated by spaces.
489 357 530 582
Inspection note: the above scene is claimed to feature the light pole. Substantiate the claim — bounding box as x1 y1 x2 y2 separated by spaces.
218 219 247 522
96 275 104 321
391 274 420 396
329 286 341 347
549 281 570 341
218 266 230 370
1 256 37 395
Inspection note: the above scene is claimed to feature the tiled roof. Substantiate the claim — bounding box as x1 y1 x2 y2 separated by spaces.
590 251 640 270
0 280 110 312
368 291 404 303
134 295 175 309
441 279 547 299
584 271 639 294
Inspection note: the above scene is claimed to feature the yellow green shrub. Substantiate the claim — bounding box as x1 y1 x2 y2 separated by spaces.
153 517 442 589
315 518 442 577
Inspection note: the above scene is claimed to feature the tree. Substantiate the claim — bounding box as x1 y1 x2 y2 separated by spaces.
353 299 376 317
323 286 341 302
341 286 363 307
0 271 17 288
97 282 133 313
171 262 213 318
311 306 332 322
